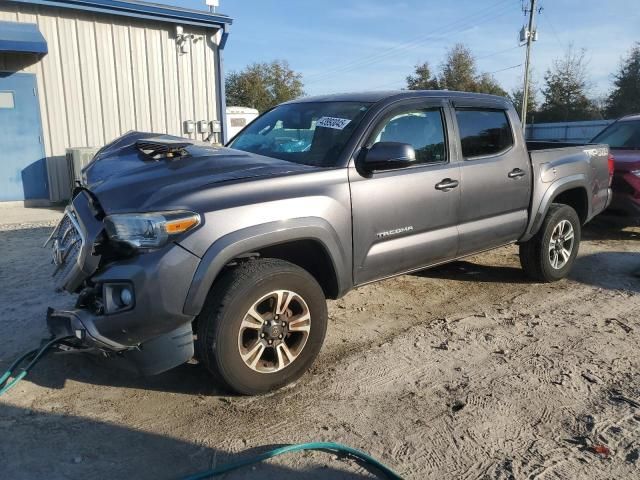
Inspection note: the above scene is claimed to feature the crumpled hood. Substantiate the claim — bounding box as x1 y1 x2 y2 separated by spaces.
83 131 315 212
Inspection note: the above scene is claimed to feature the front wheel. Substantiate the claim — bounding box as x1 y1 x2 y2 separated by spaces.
196 259 328 395
519 204 581 282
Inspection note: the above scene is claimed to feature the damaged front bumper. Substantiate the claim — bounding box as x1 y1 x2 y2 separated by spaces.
46 307 127 350
46 308 195 375
45 191 201 375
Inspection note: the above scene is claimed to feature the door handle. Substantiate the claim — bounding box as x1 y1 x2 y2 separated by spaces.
435 178 459 191
508 168 526 178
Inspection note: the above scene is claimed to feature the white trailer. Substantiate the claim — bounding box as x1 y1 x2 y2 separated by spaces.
226 106 259 141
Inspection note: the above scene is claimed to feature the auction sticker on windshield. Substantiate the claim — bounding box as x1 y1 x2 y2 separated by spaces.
316 117 352 130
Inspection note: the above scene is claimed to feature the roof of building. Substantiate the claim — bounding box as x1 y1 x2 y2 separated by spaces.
7 0 232 28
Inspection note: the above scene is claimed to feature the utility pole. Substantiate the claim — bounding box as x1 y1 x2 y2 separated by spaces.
521 0 538 133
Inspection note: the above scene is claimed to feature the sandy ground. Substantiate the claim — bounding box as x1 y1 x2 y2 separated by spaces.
0 208 638 479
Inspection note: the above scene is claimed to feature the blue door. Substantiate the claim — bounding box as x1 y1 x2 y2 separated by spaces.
0 72 48 201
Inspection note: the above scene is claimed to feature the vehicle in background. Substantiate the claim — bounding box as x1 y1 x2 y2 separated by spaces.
226 106 259 141
591 114 640 225
45 91 612 395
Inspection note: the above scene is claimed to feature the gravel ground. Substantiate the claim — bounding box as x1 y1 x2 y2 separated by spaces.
0 209 638 479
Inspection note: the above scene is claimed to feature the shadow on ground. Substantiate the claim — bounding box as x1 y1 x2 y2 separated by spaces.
416 222 639 289
413 260 530 285
569 251 640 293
26 352 228 395
583 219 640 241
417 251 640 293
0 405 380 480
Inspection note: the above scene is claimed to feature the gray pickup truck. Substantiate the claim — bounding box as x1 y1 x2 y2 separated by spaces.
46 91 612 394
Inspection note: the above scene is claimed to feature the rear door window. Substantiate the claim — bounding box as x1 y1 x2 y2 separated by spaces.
455 109 513 158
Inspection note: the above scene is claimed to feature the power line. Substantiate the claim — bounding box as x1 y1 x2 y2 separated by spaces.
305 2 514 85
303 0 516 85
476 45 521 61
306 1 525 92
368 79 406 90
538 7 565 49
486 63 523 75
365 60 525 91
353 62 523 92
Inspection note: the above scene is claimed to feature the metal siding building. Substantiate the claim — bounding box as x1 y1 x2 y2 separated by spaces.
525 120 613 143
0 0 231 203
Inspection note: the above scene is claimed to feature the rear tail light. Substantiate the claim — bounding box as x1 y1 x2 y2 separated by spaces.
608 153 615 186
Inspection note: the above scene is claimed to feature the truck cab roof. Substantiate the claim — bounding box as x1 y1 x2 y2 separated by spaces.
619 113 640 122
283 90 512 106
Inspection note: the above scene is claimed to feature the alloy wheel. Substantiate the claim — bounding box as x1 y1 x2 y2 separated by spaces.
237 290 311 373
548 219 575 270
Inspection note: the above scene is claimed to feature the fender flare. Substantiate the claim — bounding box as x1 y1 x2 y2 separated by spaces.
521 174 589 242
182 217 350 316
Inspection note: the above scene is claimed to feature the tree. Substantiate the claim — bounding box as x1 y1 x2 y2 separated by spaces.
406 61 439 90
592 94 609 119
510 80 539 123
404 44 507 95
476 73 508 97
438 44 477 91
537 47 599 122
605 43 640 118
226 60 304 112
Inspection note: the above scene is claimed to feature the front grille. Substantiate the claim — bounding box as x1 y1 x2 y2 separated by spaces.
49 209 84 290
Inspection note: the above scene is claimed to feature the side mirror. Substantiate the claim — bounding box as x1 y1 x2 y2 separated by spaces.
360 142 416 172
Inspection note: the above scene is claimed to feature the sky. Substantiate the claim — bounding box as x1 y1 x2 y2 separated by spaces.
155 0 640 98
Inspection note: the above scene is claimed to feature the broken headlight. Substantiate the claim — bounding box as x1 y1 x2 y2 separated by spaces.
104 211 200 249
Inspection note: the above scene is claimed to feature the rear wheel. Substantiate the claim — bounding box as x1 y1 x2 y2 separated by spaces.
519 203 581 282
196 259 327 395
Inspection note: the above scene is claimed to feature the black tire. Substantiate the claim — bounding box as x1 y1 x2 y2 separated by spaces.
196 258 327 395
519 203 581 282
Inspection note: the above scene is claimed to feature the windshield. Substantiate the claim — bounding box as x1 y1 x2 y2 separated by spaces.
591 120 640 150
228 101 372 167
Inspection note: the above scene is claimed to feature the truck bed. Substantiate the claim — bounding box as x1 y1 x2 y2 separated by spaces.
527 140 599 150
522 141 611 240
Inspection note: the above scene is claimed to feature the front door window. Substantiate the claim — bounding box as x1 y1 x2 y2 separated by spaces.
370 108 447 165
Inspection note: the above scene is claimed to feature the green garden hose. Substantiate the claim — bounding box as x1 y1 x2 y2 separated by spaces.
0 336 72 396
181 441 404 479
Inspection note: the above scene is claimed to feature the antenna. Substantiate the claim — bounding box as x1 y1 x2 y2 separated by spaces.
205 0 220 13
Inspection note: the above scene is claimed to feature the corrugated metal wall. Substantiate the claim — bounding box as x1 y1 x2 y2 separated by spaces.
0 2 221 159
525 120 613 143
